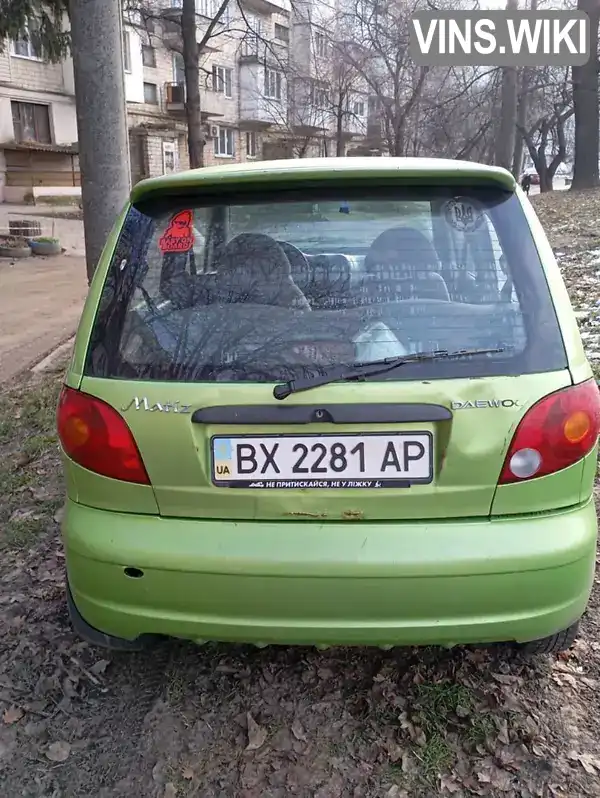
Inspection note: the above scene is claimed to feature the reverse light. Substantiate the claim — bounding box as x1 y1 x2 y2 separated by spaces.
57 386 150 484
499 379 600 484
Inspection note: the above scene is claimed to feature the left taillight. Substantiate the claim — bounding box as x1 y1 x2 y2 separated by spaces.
57 386 150 484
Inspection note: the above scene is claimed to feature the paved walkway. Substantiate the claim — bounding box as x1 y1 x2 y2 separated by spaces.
0 253 88 382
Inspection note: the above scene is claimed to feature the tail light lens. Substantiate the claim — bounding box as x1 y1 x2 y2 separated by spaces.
57 386 150 484
499 379 600 484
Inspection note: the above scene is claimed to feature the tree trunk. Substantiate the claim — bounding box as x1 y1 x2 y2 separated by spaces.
512 0 538 177
539 166 553 193
571 0 600 190
512 70 528 177
182 0 203 168
494 0 519 170
336 107 345 157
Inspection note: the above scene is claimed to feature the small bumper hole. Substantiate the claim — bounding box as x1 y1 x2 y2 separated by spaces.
124 567 144 579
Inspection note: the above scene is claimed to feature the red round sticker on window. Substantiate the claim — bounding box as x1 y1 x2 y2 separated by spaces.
158 210 195 253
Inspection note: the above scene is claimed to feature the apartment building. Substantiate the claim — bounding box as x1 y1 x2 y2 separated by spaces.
0 30 78 203
0 0 371 203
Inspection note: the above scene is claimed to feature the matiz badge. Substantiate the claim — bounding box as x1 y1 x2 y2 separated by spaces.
121 397 191 414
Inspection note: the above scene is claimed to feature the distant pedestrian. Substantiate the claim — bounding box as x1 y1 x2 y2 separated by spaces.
521 173 532 195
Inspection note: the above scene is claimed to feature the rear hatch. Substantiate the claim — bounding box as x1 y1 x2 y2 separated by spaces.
78 178 570 521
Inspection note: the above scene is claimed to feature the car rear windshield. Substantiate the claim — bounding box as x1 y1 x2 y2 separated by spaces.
85 184 567 383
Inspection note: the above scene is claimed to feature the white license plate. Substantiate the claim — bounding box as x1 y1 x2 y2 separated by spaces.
211 433 433 489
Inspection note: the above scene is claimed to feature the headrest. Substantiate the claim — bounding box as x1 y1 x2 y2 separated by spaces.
365 226 439 274
217 233 292 279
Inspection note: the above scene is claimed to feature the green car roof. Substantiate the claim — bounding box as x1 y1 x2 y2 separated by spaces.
130 157 516 203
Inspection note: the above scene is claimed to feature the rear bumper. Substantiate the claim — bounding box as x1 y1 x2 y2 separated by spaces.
63 499 597 647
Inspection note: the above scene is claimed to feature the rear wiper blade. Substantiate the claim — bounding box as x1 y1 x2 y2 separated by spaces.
273 348 505 400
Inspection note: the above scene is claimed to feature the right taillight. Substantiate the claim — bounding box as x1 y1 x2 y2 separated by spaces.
498 379 600 484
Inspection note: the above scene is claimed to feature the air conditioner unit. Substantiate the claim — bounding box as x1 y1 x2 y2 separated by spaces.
209 124 219 137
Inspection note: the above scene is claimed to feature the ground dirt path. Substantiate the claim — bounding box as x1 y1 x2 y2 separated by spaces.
2 191 600 797
0 254 87 382
1 368 599 798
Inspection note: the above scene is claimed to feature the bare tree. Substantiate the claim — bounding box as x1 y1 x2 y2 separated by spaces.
343 0 431 157
413 66 500 162
494 0 518 170
520 107 573 192
511 0 538 177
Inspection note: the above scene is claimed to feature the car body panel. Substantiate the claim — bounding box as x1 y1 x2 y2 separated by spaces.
490 449 597 516
64 497 596 646
78 370 572 522
129 157 517 203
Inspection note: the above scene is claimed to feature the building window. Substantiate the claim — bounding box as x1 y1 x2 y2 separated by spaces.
214 127 234 157
368 96 380 115
264 68 282 100
142 45 156 67
274 24 289 42
12 23 43 60
123 30 132 73
11 101 51 144
162 140 179 173
212 65 233 97
173 52 185 84
198 0 231 23
144 82 159 104
353 100 365 116
311 85 329 109
246 131 257 159
245 13 263 35
314 32 328 57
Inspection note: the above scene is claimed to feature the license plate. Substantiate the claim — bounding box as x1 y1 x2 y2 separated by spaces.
211 433 433 489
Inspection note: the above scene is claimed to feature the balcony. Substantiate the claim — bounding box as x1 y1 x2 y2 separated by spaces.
239 93 286 128
239 63 287 128
366 115 384 143
342 114 368 138
165 82 224 119
239 35 288 67
165 81 186 111
291 104 330 134
160 14 220 53
241 0 291 15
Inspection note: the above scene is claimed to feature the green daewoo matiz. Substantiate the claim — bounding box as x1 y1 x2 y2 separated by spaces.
57 158 600 654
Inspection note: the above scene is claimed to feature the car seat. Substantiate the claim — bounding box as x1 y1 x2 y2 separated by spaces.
363 226 451 302
159 251 195 309
213 233 310 310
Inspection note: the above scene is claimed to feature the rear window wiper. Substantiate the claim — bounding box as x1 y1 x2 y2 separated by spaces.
273 348 505 400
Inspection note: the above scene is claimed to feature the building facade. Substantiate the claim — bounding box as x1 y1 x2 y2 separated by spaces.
0 0 373 203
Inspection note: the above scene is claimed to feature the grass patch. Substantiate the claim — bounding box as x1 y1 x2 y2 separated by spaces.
0 373 64 551
23 433 58 459
416 732 454 782
2 515 47 550
416 682 474 734
166 669 186 706
19 378 61 430
466 713 496 748
409 681 476 784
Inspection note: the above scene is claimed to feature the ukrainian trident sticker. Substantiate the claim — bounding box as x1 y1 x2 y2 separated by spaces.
443 197 485 233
